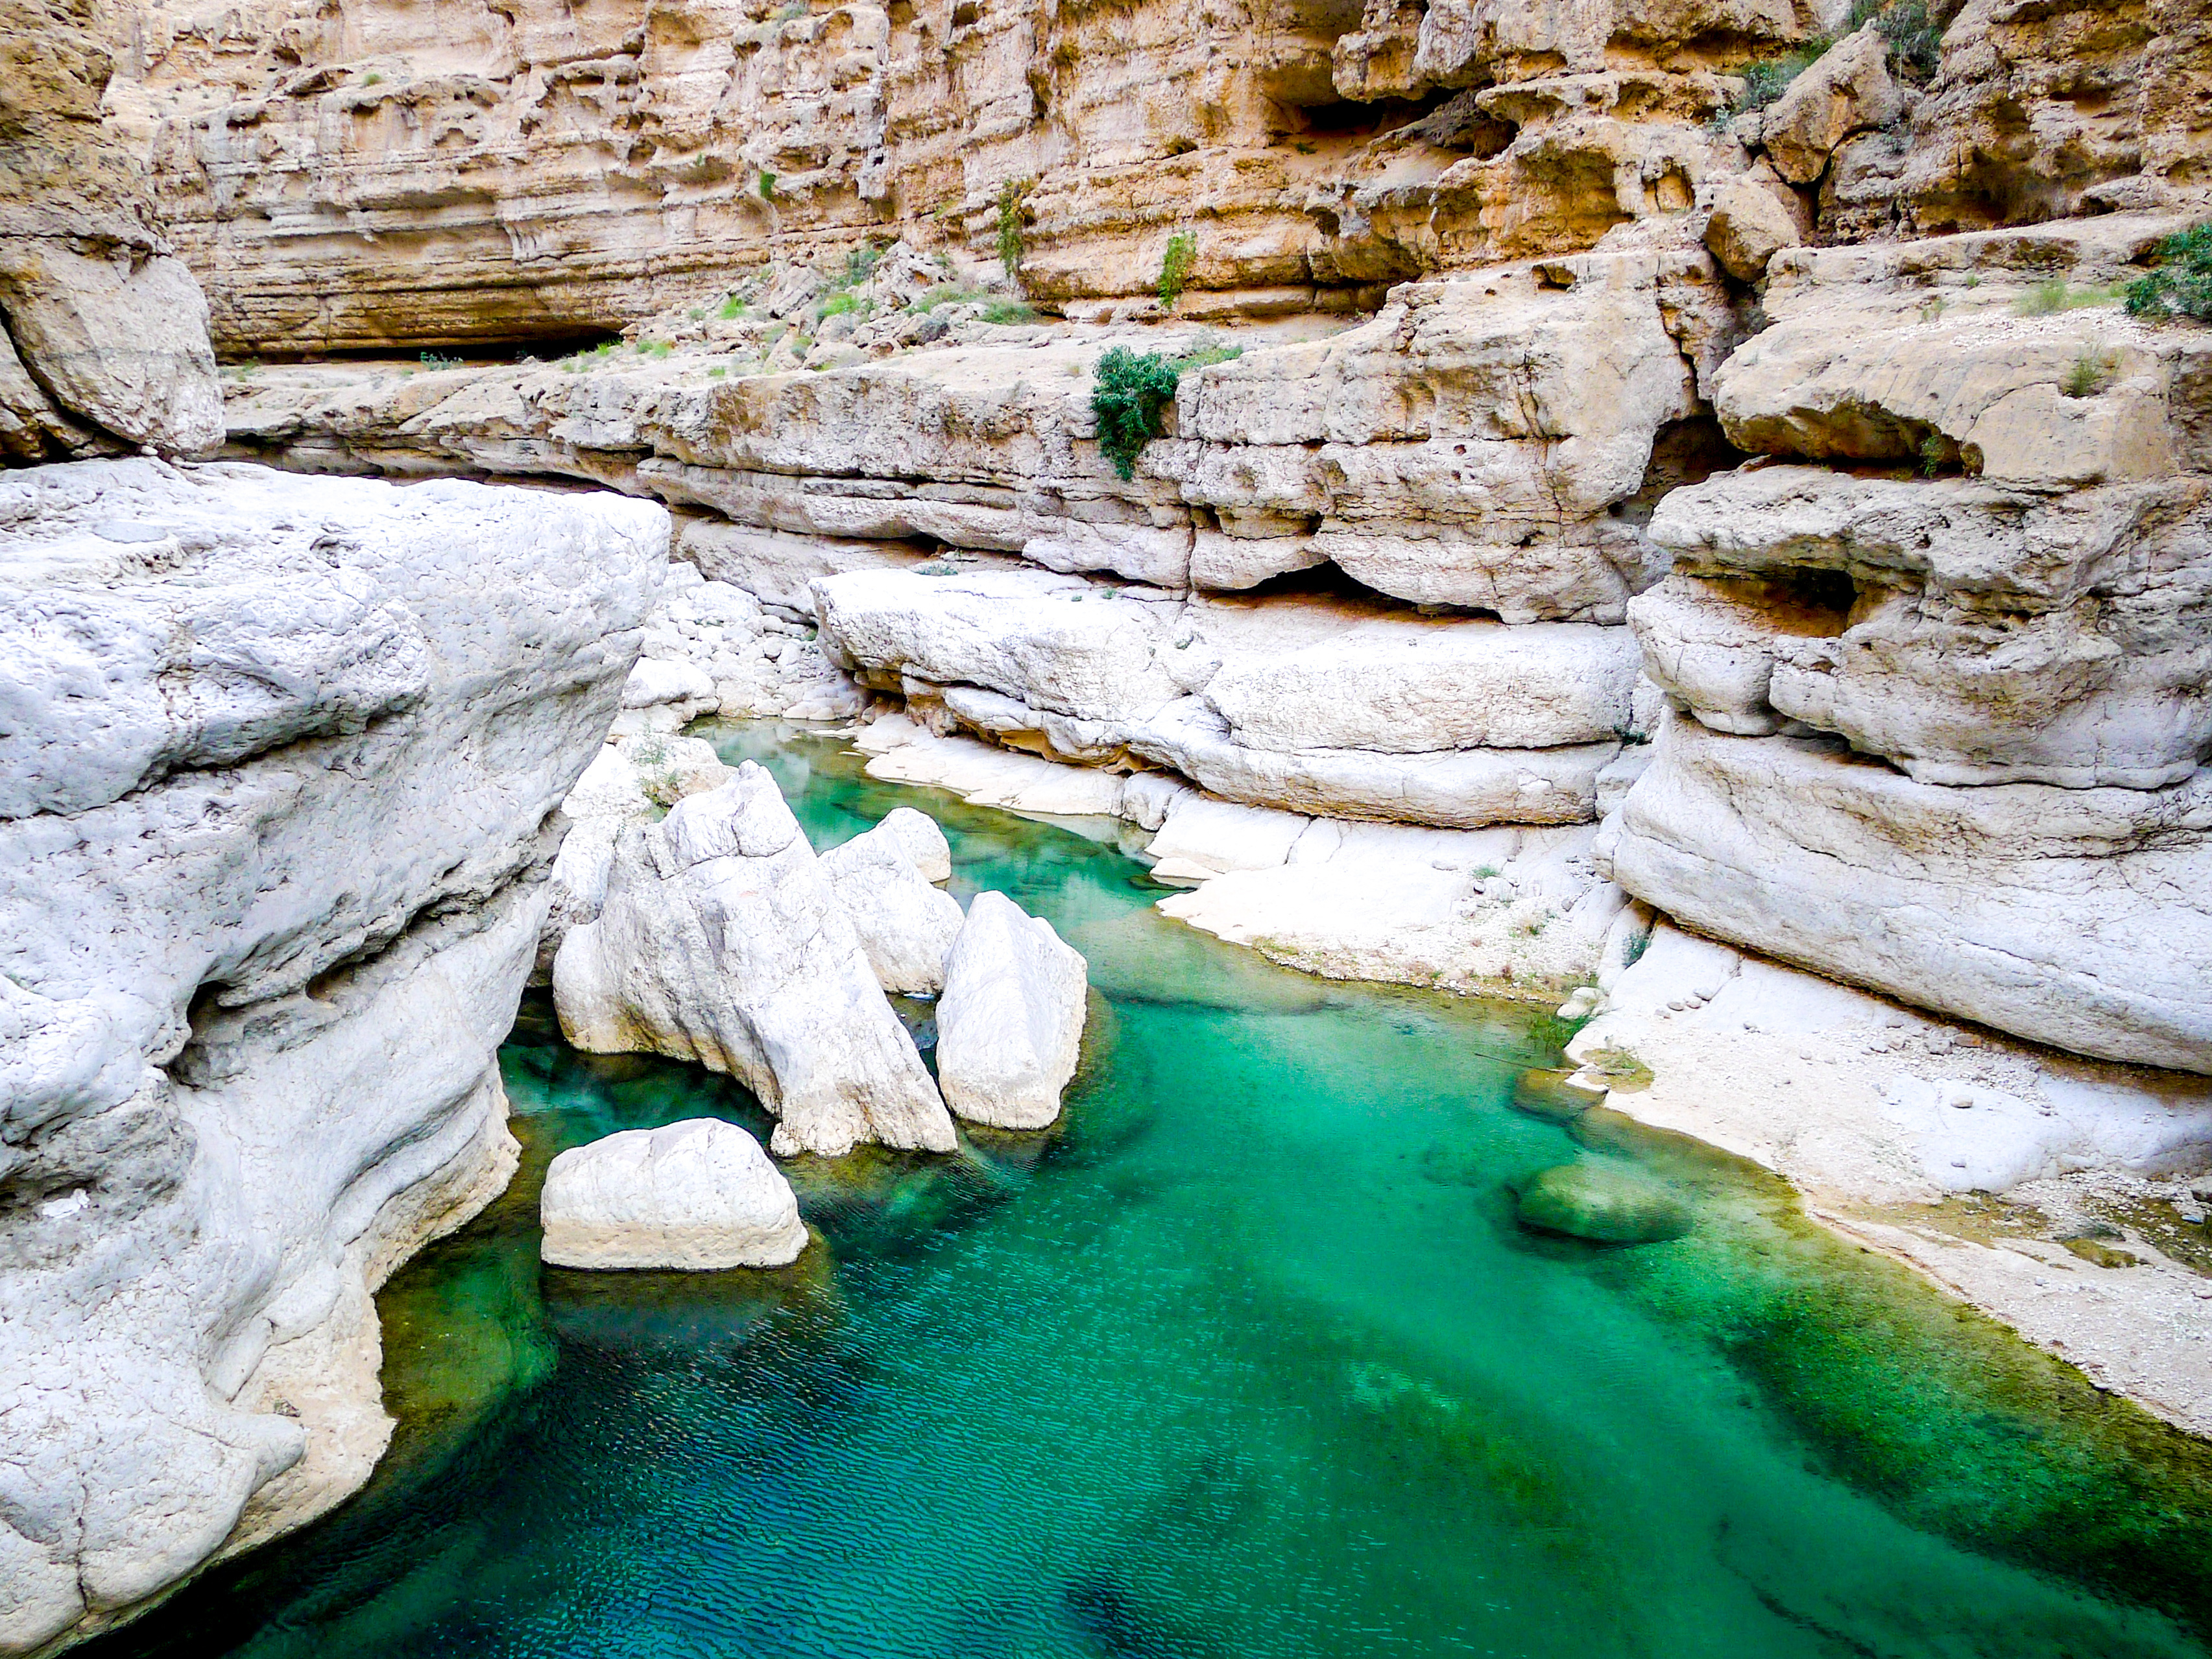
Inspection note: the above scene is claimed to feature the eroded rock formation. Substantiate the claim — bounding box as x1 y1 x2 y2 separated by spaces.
0 457 666 1653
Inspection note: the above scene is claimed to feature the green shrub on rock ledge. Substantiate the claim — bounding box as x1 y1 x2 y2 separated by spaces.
1088 345 1243 481
2126 222 2212 322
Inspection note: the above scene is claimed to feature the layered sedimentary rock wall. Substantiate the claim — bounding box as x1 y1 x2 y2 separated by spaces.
91 0 2212 350
0 459 667 1653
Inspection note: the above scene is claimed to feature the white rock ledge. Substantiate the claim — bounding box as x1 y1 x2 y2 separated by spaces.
541 1119 809 1271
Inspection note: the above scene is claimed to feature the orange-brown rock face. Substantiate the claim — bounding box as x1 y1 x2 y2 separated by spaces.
102 0 1838 352
1818 0 2212 239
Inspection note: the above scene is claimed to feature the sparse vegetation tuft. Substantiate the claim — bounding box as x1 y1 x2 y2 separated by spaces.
996 178 1032 281
718 293 749 319
915 283 983 312
980 299 1037 324
419 350 462 370
2124 222 2212 322
759 171 778 200
1729 38 1831 113
2062 344 2119 398
2014 277 2121 315
1158 231 1196 309
1091 348 1182 480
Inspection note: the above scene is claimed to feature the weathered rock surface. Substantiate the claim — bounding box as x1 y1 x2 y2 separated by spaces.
219 250 1724 627
0 457 666 1653
817 565 1646 827
1602 717 2212 1075
553 761 957 1156
621 560 867 731
818 808 965 994
1643 466 2212 789
1 0 222 461
936 890 1088 1129
540 1118 808 1271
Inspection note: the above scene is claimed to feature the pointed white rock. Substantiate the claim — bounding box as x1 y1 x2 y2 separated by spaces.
541 1119 809 1270
552 761 957 1156
936 890 1088 1129
819 808 965 994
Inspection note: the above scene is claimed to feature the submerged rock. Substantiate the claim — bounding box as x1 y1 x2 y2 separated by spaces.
552 761 957 1158
819 807 965 994
937 890 1089 1129
541 1119 809 1271
1513 1164 1694 1245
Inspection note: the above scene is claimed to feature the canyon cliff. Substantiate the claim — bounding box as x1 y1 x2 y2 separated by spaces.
5 0 2212 1641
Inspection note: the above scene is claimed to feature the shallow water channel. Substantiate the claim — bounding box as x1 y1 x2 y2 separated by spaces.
93 724 2212 1659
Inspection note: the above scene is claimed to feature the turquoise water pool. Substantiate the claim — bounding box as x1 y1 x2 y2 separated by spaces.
91 724 2212 1659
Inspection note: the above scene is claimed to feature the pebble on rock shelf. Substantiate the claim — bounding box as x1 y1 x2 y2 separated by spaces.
541 1119 810 1271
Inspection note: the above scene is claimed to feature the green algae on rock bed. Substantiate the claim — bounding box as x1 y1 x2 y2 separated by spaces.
80 722 2212 1659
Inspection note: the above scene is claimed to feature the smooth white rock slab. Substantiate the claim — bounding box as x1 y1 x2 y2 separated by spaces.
541 1119 809 1270
937 891 1088 1129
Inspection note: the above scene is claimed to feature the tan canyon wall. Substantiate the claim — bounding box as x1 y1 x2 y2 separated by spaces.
98 0 2212 354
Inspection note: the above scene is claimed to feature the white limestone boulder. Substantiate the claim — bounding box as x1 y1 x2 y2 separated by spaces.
540 1119 809 1271
552 762 957 1156
819 809 965 994
936 891 1089 1129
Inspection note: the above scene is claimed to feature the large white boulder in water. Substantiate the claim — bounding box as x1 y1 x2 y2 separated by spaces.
0 457 667 1653
936 890 1088 1128
552 761 957 1156
819 807 965 994
541 1119 808 1270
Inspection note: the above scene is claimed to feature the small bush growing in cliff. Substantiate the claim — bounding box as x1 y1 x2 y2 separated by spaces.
842 246 880 286
760 171 778 200
636 339 673 359
1157 232 1197 309
1090 348 1183 480
996 178 1032 281
2125 222 2212 321
1917 429 1947 476
1729 39 1830 113
708 366 728 378
980 300 1037 324
2062 345 2119 398
817 291 861 320
361 71 382 86
915 283 983 311
419 350 462 370
717 293 748 319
